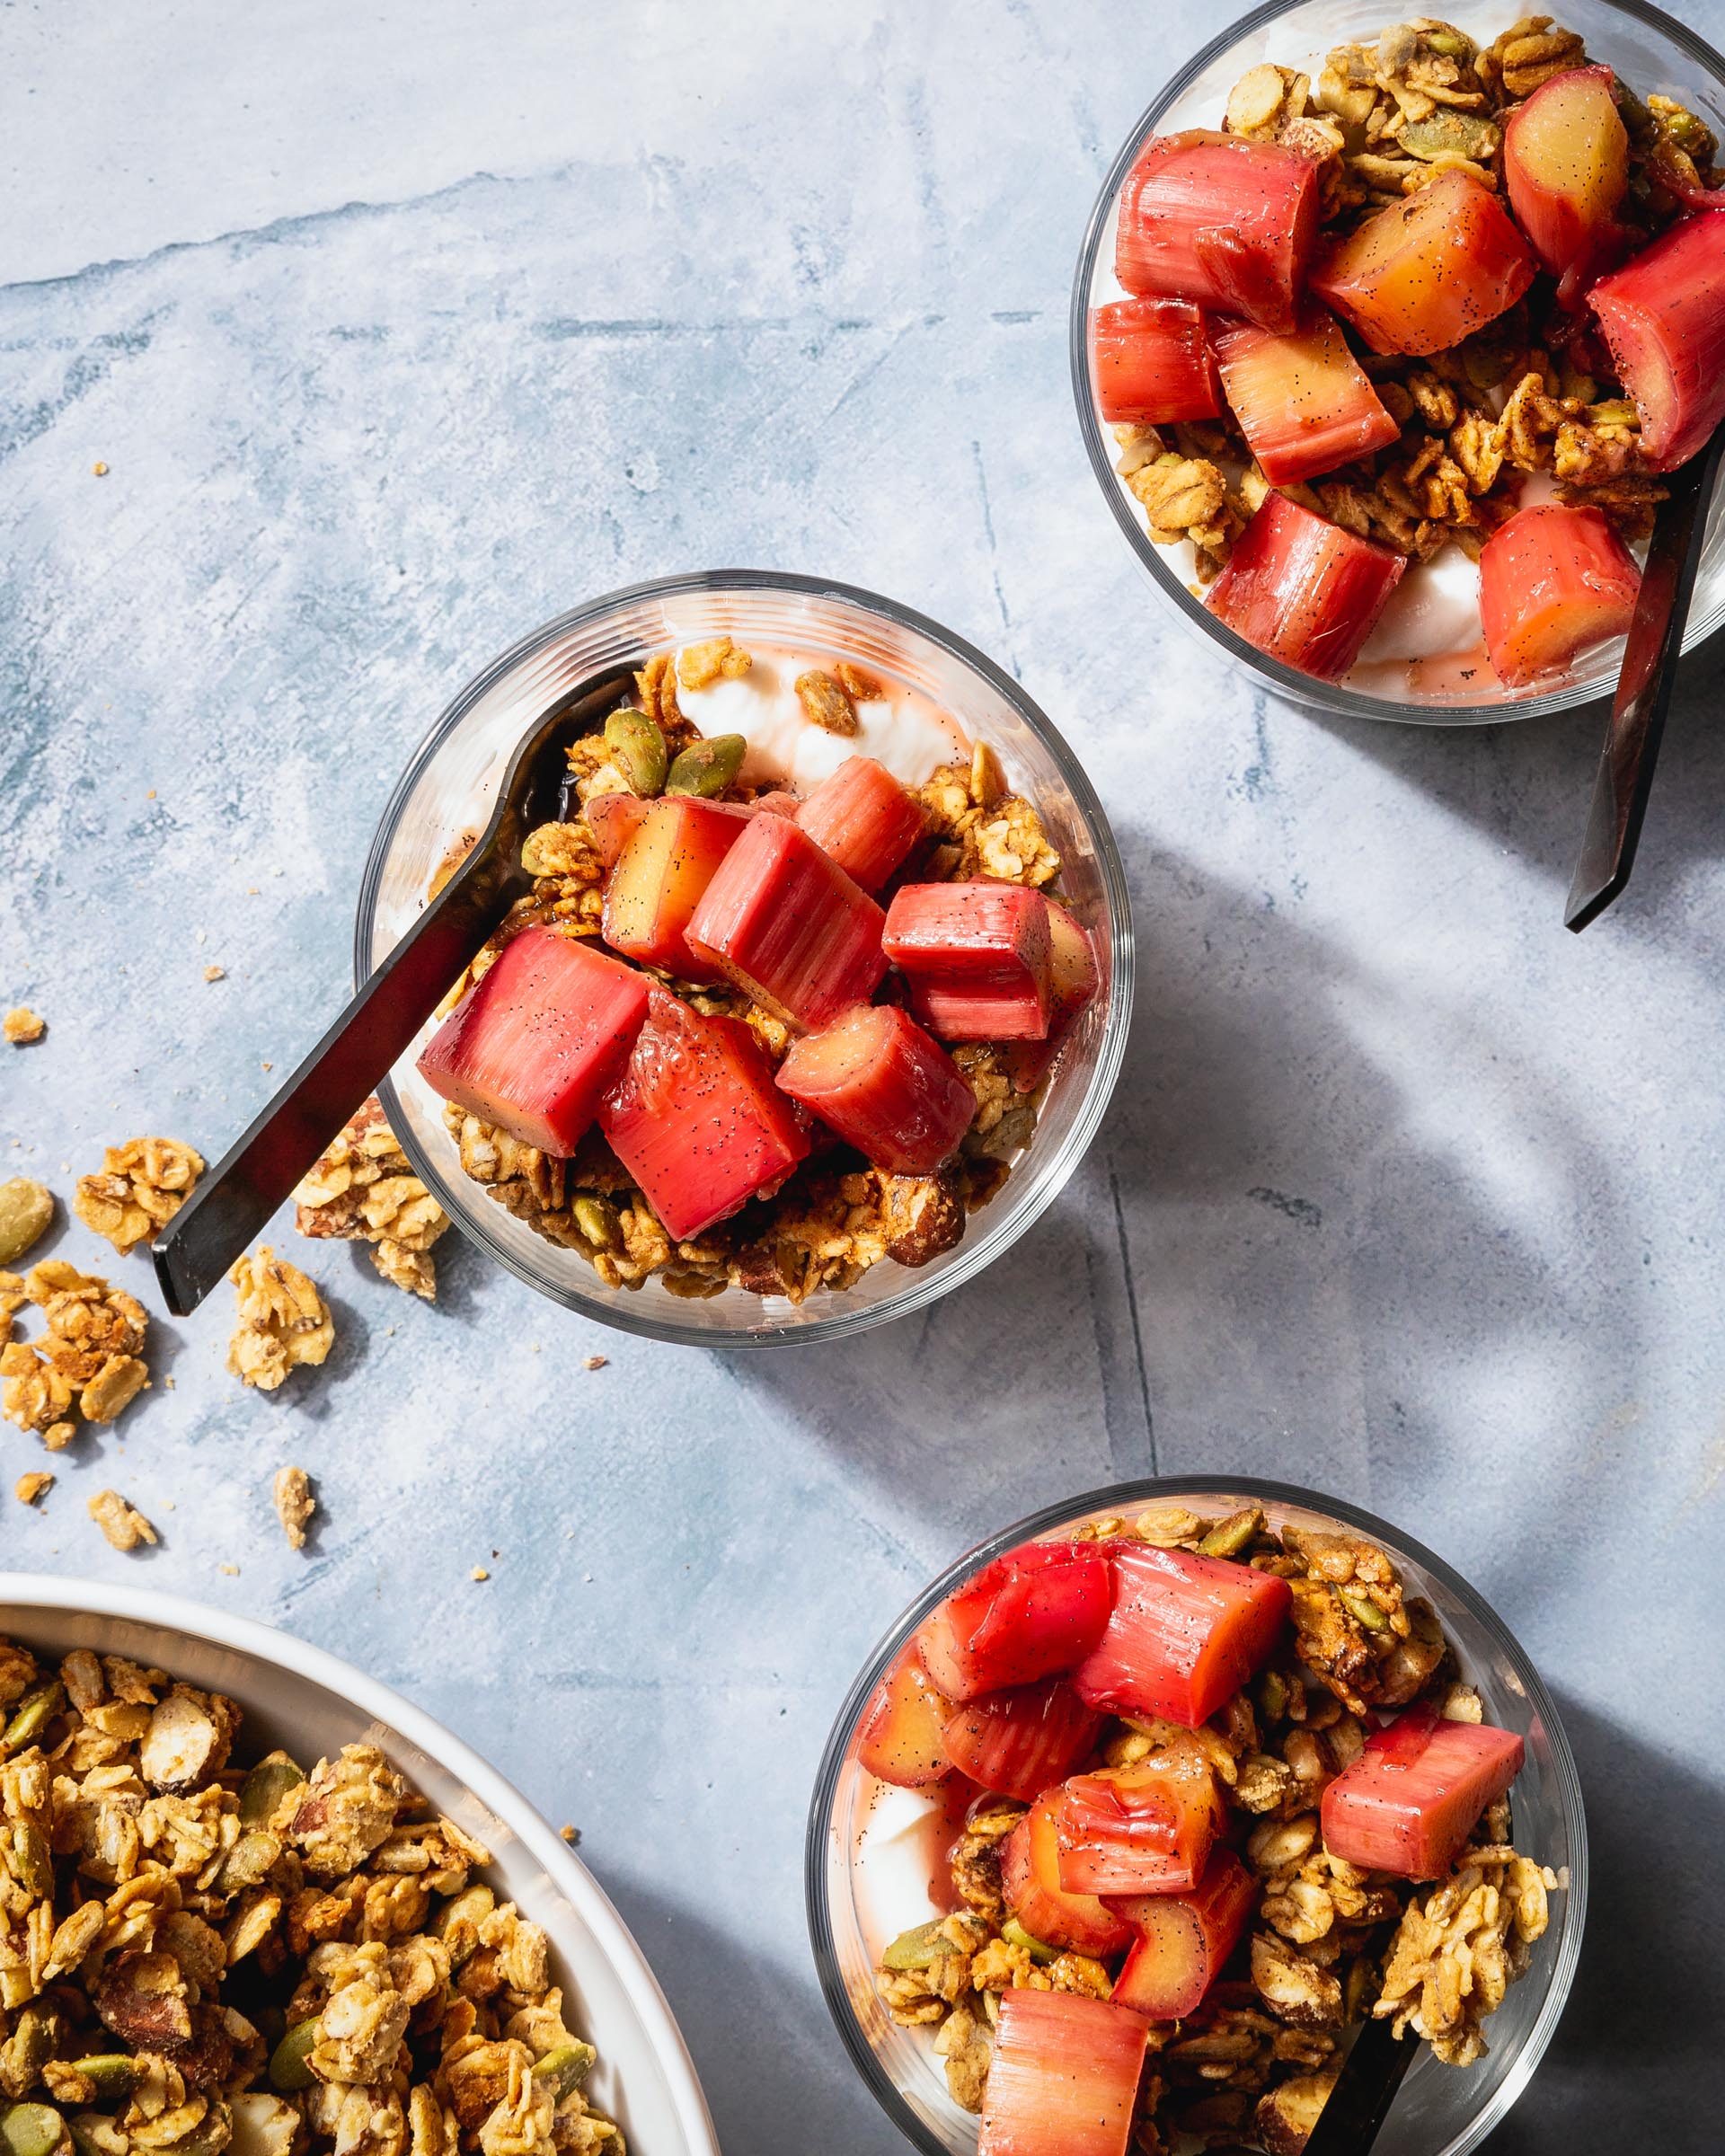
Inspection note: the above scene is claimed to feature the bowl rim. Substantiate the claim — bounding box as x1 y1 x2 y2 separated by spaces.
0 1568 721 2156
1068 0 1725 727
355 566 1136 1348
804 1473 1589 2156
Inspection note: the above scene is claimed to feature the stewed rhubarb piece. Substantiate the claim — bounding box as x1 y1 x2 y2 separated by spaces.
1114 131 1322 333
942 1678 1103 1804
1090 298 1223 424
1504 66 1632 305
1052 1748 1223 1897
1001 1794 1134 1958
418 926 650 1158
883 883 1053 1043
916 1539 1113 1702
1109 1846 1259 2019
1075 1542 1292 1727
1213 306 1402 485
584 791 652 870
796 755 925 891
978 1991 1149 2156
1589 209 1725 469
597 988 809 1240
775 1003 974 1173
1205 491 1404 681
686 815 887 1030
602 796 754 980
856 1648 953 1788
1479 503 1641 686
1312 169 1535 356
1006 897 1101 1094
1322 1705 1524 1878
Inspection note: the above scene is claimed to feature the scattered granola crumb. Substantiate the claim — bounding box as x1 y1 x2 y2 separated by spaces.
559 1824 580 1844
74 1135 206 1254
470 1566 490 1582
227 1247 335 1391
1 1259 152 1436
92 460 109 476
218 1561 240 1577
291 1098 448 1301
14 1471 53 1506
4 1007 45 1045
42 1421 75 1452
261 1061 272 1072
146 789 156 800
583 1354 608 1370
273 1462 316 1550
88 1488 156 1551
203 964 226 982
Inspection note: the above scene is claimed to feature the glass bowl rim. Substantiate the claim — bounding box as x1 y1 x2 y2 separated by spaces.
804 1472 1589 2156
353 566 1137 1348
1067 0 1725 727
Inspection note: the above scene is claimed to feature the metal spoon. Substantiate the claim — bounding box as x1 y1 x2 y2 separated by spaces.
151 661 641 1316
1298 2014 1415 2156
1564 424 1725 932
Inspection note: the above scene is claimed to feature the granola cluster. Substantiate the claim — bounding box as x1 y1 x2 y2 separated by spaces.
292 1101 449 1303
1116 15 1723 582
226 1252 335 1393
1 1260 152 1449
0 1639 622 2156
73 1143 207 1260
873 1507 1559 2148
439 650 1074 1305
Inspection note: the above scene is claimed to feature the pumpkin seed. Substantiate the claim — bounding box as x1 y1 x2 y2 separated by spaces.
5 1820 52 1900
1339 1586 1389 1632
217 1832 280 1894
604 711 668 797
531 2046 595 2100
1000 1919 1058 1966
1 1684 65 1760
238 1755 305 1829
1397 111 1499 163
881 1920 948 1972
65 2061 137 2106
1199 1507 1265 1560
571 1196 620 1252
664 734 745 799
0 2105 68 2156
267 2021 319 2093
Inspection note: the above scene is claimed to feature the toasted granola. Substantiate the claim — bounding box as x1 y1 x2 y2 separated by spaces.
0 1634 623 2156
1 1259 153 1441
87 1488 158 1551
293 1100 448 1303
227 1250 335 1392
4 1006 45 1045
273 1465 317 1550
73 1139 207 1257
871 1509 1557 2136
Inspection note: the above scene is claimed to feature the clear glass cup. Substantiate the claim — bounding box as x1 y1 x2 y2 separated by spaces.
806 1476 1587 2156
355 570 1133 1344
1070 0 1725 724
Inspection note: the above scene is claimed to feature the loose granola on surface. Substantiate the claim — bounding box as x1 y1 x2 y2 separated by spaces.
1106 17 1722 582
292 1102 448 1304
868 1507 1559 2150
429 642 1092 1306
2 1260 153 1449
0 1637 623 2156
73 1144 207 1261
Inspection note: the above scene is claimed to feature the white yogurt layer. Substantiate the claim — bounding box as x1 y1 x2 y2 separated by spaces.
1358 539 1483 665
850 1783 943 1964
674 648 969 792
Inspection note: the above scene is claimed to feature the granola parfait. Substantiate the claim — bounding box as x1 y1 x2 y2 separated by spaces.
1079 8 1725 706
365 578 1128 1334
0 1633 623 2156
809 1483 1582 2156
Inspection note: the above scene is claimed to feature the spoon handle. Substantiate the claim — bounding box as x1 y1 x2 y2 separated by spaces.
1300 2015 1415 2156
151 841 526 1317
1565 425 1725 932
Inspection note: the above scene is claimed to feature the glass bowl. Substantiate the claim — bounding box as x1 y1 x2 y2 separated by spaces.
806 1476 1587 2156
356 570 1132 1345
1071 0 1725 724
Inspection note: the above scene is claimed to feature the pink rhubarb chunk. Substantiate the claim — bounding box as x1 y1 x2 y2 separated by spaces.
1322 1705 1525 1878
774 1003 975 1174
882 882 1053 1042
796 755 926 892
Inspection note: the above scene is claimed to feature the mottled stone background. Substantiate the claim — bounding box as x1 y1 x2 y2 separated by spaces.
3 2 1721 2147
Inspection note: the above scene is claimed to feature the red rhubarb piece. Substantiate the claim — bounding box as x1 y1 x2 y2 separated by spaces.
584 792 653 871
1074 1542 1292 1728
1205 491 1404 682
942 1679 1103 1804
1589 209 1725 469
1006 897 1101 1094
774 1004 974 1174
1052 1749 1223 1897
1090 298 1223 425
1479 503 1641 685
796 755 925 891
1109 1847 1259 2019
1001 1794 1134 1958
978 1991 1149 2156
883 882 1053 1043
856 1648 953 1788
1114 130 1322 333
602 796 754 980
1213 306 1402 485
1322 1705 1525 1879
1504 66 1632 305
916 1539 1113 1703
1312 169 1535 355
686 815 887 1030
597 988 809 1240
418 926 650 1158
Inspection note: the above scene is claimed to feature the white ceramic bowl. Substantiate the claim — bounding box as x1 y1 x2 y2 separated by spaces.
0 1574 719 2156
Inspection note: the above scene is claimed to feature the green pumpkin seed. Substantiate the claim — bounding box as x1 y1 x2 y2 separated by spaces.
1260 1669 1289 1722
0 2105 68 2156
5 1820 52 1901
531 2045 595 2100
571 1195 620 1252
1000 1919 1058 1966
664 734 745 799
1339 1586 1389 1632
605 711 668 797
64 2062 137 2107
1 1685 65 1761
1199 1507 1265 1560
217 1831 280 1894
1588 399 1639 431
238 1755 305 1830
0 2004 57 2090
266 2021 319 2093
881 1920 948 1972
1396 111 1499 163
